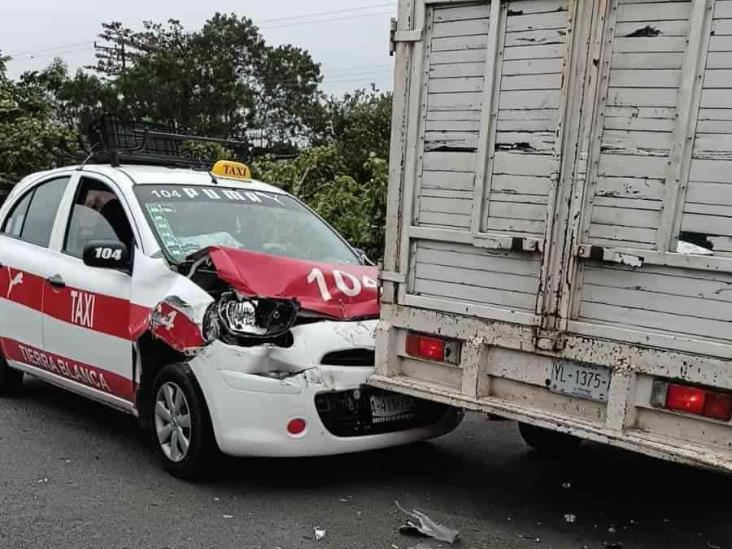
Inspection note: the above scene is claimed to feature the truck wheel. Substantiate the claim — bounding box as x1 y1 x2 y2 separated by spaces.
0 352 23 395
149 363 217 480
518 422 580 457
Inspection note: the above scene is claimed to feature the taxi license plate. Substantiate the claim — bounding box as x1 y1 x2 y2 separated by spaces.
370 393 416 422
548 360 611 402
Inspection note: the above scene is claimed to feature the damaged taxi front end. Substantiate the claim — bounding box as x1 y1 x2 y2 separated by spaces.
136 237 460 458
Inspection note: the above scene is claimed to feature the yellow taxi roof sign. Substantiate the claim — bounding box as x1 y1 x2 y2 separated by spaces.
211 160 251 181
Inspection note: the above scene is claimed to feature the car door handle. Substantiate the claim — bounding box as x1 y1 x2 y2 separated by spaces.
46 274 66 289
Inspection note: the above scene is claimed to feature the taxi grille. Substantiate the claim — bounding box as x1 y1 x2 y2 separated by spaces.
314 389 447 437
320 349 375 367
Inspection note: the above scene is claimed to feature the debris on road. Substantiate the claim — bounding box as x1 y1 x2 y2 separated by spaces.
396 501 459 544
561 482 572 490
222 514 234 519
314 526 326 541
517 534 541 543
564 514 577 523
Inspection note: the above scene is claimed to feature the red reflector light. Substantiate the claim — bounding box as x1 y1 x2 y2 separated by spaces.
286 418 307 436
406 333 445 362
666 384 706 415
703 392 732 422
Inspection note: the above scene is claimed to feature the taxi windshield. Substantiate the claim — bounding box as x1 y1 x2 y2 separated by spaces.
134 184 360 264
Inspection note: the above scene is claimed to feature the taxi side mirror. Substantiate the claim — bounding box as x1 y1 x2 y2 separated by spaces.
82 240 131 273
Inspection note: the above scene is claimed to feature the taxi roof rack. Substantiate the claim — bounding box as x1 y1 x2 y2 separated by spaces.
55 114 250 170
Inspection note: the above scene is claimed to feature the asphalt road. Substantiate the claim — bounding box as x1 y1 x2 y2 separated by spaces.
0 377 730 549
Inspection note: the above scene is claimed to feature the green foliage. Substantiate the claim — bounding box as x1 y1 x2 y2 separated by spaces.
253 89 392 261
0 54 74 198
253 143 389 262
178 141 234 162
93 15 323 149
0 22 394 260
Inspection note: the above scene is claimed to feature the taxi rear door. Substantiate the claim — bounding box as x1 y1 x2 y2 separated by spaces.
0 176 71 369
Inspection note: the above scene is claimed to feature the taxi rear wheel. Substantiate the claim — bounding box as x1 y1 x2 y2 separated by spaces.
149 363 217 480
0 353 23 395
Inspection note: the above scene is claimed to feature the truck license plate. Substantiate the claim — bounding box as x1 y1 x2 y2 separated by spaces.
549 360 611 402
370 393 416 422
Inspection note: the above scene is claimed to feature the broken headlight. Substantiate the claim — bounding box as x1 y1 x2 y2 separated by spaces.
206 291 299 340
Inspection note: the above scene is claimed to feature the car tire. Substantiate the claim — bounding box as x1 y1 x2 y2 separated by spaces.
0 351 23 396
149 362 218 480
518 422 581 457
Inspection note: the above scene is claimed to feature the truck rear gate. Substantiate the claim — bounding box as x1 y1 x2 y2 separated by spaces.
374 0 732 472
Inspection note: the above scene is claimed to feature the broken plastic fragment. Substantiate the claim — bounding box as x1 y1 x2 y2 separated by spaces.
396 501 459 544
314 526 326 541
677 240 714 256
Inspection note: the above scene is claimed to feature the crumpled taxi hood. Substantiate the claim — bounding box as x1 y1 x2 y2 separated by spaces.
205 246 380 321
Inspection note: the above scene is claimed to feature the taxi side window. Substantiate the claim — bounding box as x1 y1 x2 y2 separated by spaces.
64 178 135 257
1 191 33 237
1 177 69 247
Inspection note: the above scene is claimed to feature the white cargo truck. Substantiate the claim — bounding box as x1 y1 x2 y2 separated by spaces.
373 0 732 472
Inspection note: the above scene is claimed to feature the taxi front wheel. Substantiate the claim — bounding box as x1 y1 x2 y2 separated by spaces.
149 363 218 480
0 353 23 395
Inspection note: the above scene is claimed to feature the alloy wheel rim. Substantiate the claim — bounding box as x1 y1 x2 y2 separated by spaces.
154 381 192 463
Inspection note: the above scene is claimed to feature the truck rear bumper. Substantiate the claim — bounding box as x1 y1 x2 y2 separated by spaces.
370 374 732 473
374 306 732 474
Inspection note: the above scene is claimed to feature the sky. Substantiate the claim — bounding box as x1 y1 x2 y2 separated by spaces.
0 0 397 94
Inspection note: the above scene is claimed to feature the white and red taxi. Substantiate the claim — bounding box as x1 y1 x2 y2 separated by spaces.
0 159 460 478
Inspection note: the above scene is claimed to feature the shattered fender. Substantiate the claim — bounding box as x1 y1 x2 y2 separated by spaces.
131 252 213 354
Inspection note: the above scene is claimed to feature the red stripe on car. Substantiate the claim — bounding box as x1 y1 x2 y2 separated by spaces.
1 337 134 401
0 266 152 342
150 301 207 352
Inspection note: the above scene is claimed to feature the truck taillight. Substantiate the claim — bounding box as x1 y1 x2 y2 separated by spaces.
405 333 460 365
653 381 732 422
703 392 732 422
666 384 705 415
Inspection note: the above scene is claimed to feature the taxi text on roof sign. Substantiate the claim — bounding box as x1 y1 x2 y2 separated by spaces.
211 160 251 181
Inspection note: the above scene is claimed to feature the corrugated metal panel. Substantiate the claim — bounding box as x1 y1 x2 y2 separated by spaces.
416 2 490 230
584 0 692 250
410 240 541 311
483 0 570 237
682 0 732 254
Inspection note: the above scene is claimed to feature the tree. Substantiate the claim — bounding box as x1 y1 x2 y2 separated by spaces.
315 89 392 180
91 14 324 150
252 146 388 261
0 53 74 200
251 90 392 261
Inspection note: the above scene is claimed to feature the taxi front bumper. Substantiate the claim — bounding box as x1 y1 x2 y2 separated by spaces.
191 358 461 457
